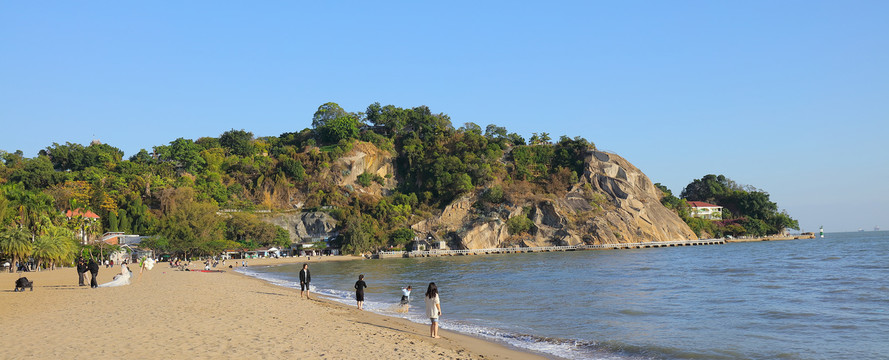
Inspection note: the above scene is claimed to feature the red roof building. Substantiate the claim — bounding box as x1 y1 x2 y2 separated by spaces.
687 201 723 220
65 209 101 219
687 201 719 208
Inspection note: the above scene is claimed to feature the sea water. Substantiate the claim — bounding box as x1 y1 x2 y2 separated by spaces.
239 231 889 360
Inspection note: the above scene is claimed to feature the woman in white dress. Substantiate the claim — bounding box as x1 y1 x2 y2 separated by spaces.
424 282 442 338
98 262 132 287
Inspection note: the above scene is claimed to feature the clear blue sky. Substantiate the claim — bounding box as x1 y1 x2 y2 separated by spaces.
2 1 887 232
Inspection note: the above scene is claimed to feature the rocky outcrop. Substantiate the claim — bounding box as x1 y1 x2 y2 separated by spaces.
262 212 338 243
335 141 396 196
580 151 697 245
415 150 697 250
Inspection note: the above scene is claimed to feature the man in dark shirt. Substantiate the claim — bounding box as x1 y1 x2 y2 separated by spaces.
76 258 87 286
88 259 99 288
299 263 311 299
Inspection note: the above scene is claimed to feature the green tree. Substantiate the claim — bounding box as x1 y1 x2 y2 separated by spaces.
389 228 415 248
139 235 171 255
9 156 62 190
274 227 291 248
460 122 483 135
0 228 33 272
318 116 360 144
280 158 306 182
129 149 153 163
159 198 223 259
118 209 131 233
219 129 255 157
0 190 10 228
32 226 77 270
163 138 206 173
312 102 348 129
41 142 124 171
484 124 508 139
7 187 56 237
108 211 119 232
340 214 383 255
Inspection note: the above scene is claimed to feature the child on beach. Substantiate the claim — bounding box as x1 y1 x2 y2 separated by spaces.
354 274 367 310
400 285 412 311
424 282 441 338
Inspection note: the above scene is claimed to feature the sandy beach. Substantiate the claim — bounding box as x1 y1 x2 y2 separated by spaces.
0 256 543 360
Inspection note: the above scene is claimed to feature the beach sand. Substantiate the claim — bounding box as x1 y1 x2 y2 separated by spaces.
0 256 543 359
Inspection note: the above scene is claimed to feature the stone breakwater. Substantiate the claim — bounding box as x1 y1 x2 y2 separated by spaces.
376 238 727 258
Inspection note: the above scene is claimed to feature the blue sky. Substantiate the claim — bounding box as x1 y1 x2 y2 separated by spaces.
2 1 887 232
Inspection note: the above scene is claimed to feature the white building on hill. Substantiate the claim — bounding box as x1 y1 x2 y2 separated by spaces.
687 201 723 220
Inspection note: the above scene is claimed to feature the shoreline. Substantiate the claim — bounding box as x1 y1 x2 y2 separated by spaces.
0 256 544 360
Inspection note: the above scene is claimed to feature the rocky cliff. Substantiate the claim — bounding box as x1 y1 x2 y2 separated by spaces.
262 211 338 244
332 142 396 196
414 150 697 249
262 145 696 250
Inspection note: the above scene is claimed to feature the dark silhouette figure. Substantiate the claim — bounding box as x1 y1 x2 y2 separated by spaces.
76 258 87 286
299 263 311 299
88 259 99 288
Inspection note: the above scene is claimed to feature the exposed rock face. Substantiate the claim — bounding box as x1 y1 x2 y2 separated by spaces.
335 142 396 196
262 212 338 243
581 151 697 245
415 150 697 249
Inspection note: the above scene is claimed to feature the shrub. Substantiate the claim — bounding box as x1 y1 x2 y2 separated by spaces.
506 215 534 235
357 172 373 187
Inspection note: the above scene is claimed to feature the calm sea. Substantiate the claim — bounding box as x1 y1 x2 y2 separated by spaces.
240 231 889 360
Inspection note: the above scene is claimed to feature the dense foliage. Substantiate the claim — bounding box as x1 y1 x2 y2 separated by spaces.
657 174 799 238
2 101 797 261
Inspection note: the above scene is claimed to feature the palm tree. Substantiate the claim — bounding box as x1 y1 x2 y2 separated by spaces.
33 226 78 270
0 228 34 273
7 187 57 239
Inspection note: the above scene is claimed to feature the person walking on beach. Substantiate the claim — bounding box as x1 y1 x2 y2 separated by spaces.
299 263 311 299
354 274 367 310
424 282 442 338
87 258 99 288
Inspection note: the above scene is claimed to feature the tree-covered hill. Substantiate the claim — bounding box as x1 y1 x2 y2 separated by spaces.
0 102 798 265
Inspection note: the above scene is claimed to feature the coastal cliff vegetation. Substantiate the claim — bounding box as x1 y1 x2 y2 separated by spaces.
0 102 797 261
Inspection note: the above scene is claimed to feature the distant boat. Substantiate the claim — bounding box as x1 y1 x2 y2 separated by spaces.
859 228 864 232
877 226 881 231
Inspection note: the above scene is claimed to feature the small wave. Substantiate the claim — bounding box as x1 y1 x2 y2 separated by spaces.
760 310 818 319
830 324 859 330
584 340 739 360
618 309 649 316
758 284 784 289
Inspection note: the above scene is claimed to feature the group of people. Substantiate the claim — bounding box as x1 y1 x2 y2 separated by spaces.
76 257 100 288
351 274 442 338
294 263 443 339
76 257 132 288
